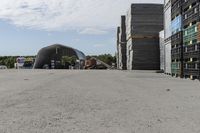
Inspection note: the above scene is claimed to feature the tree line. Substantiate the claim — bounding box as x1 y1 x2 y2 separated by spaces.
0 54 116 68
87 54 116 66
0 56 35 68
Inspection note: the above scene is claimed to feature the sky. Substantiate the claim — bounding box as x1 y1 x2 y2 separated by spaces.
0 0 163 56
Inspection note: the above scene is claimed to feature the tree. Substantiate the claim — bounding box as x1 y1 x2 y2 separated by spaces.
0 56 35 68
61 56 77 67
90 54 116 65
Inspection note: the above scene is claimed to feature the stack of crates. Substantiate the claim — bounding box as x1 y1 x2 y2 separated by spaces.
164 0 172 75
171 0 184 77
126 4 163 70
182 0 200 80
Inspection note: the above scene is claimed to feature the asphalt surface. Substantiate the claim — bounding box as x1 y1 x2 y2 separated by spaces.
0 70 199 133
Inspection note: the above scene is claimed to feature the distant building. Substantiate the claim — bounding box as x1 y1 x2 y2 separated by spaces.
116 16 127 70
15 57 25 69
15 57 35 69
126 4 163 70
33 44 86 69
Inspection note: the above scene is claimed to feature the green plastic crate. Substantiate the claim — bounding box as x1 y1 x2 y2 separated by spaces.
171 62 181 74
183 24 198 45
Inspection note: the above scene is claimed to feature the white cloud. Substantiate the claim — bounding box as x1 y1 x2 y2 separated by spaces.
0 0 163 33
79 28 108 35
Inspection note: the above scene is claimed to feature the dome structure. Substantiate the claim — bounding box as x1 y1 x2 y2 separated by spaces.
33 44 85 69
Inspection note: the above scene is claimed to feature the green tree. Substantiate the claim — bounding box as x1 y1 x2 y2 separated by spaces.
61 56 77 66
90 54 116 65
0 56 35 68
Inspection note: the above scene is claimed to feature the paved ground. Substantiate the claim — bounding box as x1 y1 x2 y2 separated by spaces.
0 70 199 133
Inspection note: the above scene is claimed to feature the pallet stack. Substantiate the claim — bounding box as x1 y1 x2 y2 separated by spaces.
182 0 200 80
164 0 172 75
119 16 127 70
126 4 163 70
116 16 127 70
116 27 120 69
159 30 165 71
171 0 184 78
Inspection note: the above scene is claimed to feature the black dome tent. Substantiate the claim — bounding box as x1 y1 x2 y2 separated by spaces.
33 44 86 69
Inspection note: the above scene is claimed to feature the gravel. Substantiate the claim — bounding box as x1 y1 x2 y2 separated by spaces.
0 70 199 133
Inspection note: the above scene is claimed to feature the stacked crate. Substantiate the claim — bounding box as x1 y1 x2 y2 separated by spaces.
182 0 200 80
164 0 172 75
119 16 127 70
126 4 163 70
116 27 120 69
159 30 165 71
116 16 127 70
171 0 184 77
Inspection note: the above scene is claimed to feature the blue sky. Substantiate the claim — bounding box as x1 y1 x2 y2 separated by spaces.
0 0 163 56
0 20 115 56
